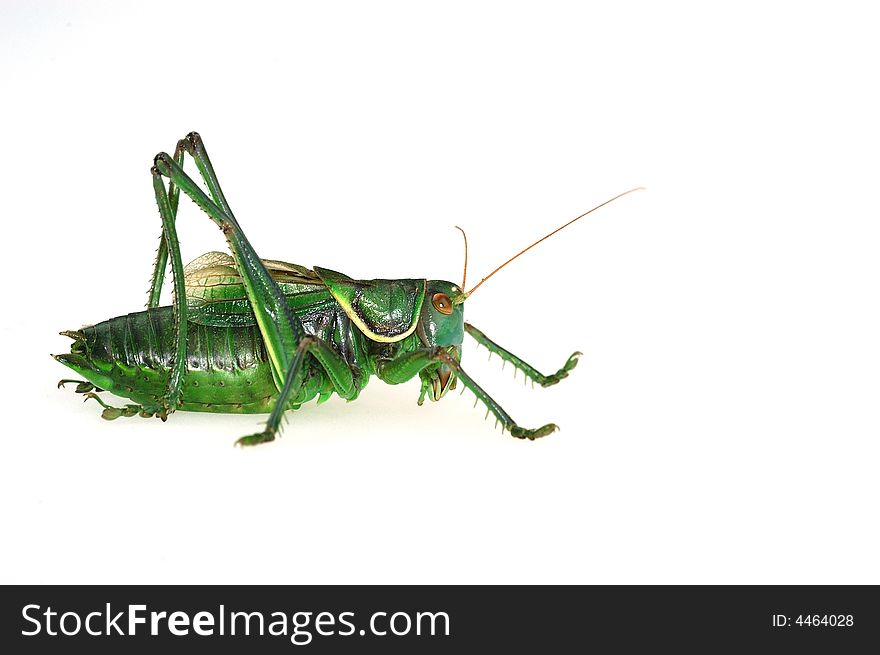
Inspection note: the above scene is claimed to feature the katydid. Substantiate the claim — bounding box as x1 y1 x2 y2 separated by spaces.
54 132 640 446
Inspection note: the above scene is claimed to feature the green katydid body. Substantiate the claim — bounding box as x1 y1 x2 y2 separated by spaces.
54 132 621 445
57 253 465 415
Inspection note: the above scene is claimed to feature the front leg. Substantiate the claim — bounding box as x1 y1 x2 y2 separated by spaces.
464 323 580 387
378 348 557 440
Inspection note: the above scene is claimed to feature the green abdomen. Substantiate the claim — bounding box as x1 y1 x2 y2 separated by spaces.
61 307 321 413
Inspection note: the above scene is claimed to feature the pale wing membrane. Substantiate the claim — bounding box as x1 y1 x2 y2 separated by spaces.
183 252 331 327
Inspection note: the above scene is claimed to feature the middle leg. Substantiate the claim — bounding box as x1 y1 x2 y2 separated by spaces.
235 335 358 446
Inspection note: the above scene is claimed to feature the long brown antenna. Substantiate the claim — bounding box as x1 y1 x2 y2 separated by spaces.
463 187 644 298
454 225 468 290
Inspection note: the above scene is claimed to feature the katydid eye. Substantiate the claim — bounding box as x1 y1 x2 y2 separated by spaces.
432 292 453 315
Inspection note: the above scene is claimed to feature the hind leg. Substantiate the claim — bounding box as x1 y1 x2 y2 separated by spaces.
153 133 359 443
59 155 192 421
147 141 186 308
106 135 231 419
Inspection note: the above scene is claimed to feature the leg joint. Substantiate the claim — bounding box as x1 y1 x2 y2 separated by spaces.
153 152 174 175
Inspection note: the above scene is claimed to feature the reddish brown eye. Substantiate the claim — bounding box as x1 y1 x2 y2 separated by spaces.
432 292 453 315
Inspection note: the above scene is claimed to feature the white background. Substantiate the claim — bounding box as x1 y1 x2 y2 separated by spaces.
1 1 877 584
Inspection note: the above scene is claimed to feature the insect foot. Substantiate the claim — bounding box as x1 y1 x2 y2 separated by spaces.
540 351 583 387
57 379 100 394
510 423 559 440
81 393 141 420
235 430 277 447
152 398 177 422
